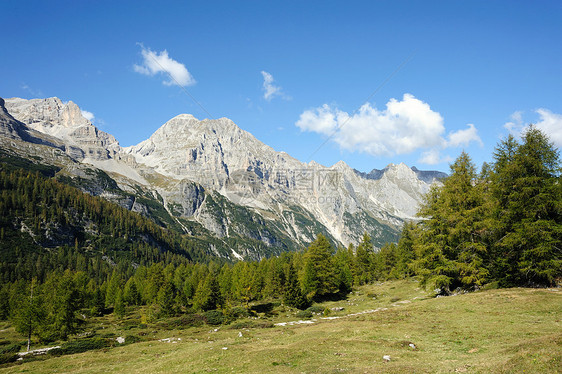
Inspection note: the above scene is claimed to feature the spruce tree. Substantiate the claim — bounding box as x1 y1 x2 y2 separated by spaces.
114 289 125 318
491 127 562 286
157 281 176 316
413 152 489 293
11 279 44 351
301 234 337 299
354 233 374 285
283 262 309 309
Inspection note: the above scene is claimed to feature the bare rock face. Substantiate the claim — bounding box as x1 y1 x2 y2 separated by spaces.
1 96 445 254
123 114 442 246
4 97 120 161
0 97 27 140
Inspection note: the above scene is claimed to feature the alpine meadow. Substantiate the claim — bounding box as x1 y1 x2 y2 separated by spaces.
1 1 561 373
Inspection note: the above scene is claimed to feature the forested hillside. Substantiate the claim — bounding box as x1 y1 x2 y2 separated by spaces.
0 127 560 362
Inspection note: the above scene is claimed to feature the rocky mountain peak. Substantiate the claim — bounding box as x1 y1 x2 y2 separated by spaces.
4 97 119 161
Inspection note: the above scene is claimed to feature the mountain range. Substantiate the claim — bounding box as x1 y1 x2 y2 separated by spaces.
0 96 446 260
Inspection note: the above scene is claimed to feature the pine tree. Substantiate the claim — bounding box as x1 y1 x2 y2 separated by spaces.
157 281 176 316
491 127 562 286
123 277 141 306
354 233 374 285
91 288 105 316
11 279 44 351
301 234 338 299
105 270 121 307
283 262 309 309
412 152 489 293
193 274 222 311
114 289 125 318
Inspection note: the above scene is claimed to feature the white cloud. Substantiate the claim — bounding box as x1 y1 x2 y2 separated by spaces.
418 149 453 165
504 109 562 147
261 71 288 101
81 110 95 122
535 109 562 147
504 111 524 136
447 123 483 147
295 94 481 162
134 45 195 87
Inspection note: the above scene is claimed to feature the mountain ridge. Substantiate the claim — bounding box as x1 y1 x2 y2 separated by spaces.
0 96 445 259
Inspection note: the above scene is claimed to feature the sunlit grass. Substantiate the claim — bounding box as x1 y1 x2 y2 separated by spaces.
1 279 560 373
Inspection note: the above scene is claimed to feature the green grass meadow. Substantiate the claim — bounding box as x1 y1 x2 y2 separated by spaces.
1 279 560 373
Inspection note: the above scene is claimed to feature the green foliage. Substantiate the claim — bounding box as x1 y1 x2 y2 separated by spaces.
193 274 222 311
411 152 489 293
0 353 18 365
283 262 309 310
0 343 22 355
50 337 108 355
203 310 224 325
10 279 44 351
114 290 125 319
295 309 313 319
408 128 562 292
123 277 141 306
490 127 562 286
157 281 176 316
301 234 339 299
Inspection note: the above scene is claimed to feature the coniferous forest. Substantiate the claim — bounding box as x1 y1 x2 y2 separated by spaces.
0 127 560 354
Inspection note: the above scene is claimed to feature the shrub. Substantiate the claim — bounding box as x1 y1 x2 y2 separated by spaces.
228 306 249 318
124 335 141 344
176 314 206 328
306 305 325 314
295 310 313 319
50 338 108 356
0 343 21 355
204 310 224 325
0 353 18 365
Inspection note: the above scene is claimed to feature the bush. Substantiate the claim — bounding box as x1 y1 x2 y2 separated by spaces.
175 314 206 328
0 343 21 355
124 335 141 344
306 305 325 314
0 353 18 365
228 306 249 318
204 310 224 325
295 310 313 319
50 338 108 356
249 302 276 315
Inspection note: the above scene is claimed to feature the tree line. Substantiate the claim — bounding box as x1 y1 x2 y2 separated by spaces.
0 126 560 348
1 232 400 348
400 126 561 293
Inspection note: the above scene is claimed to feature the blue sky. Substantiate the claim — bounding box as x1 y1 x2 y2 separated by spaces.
2 0 561 173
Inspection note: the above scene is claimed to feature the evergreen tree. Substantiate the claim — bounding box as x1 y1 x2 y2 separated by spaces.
283 262 309 309
491 127 562 286
105 270 121 307
91 288 105 316
333 247 353 293
193 274 222 311
354 233 374 285
123 277 141 306
11 279 44 351
413 152 489 293
114 289 125 318
157 281 176 316
42 272 81 340
301 234 338 299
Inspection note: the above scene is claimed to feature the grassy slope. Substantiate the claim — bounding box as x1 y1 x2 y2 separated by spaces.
2 280 561 373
